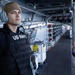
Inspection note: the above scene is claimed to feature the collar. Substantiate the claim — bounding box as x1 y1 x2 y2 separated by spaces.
3 23 12 34
3 23 20 34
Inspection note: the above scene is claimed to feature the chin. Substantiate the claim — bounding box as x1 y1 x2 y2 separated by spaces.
15 22 21 25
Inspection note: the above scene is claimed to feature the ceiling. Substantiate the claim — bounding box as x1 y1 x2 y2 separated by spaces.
2 0 74 23
25 0 72 23
2 0 72 16
25 0 71 15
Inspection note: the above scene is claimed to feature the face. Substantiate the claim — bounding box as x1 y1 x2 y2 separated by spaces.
7 10 21 26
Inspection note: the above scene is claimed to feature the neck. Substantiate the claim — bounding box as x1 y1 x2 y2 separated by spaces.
7 23 18 33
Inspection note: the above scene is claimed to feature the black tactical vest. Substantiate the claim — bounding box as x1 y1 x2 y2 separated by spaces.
0 24 35 75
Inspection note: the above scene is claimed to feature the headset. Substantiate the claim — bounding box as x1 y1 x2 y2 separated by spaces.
0 10 8 22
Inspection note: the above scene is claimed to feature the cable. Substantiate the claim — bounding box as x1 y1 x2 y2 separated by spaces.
30 53 38 75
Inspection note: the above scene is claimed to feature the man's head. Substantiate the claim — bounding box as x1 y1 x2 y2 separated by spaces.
3 2 22 25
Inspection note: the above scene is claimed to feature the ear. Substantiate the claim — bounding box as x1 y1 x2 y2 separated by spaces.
0 10 8 22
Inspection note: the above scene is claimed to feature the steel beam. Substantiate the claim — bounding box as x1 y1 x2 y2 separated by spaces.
71 1 75 75
37 6 69 11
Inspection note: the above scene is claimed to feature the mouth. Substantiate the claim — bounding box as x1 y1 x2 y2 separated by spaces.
16 19 20 20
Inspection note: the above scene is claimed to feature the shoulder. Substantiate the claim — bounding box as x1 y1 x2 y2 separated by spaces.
0 30 6 52
0 28 4 36
0 29 5 42
0 27 4 32
0 28 3 31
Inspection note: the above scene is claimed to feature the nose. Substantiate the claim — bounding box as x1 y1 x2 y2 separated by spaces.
16 13 20 18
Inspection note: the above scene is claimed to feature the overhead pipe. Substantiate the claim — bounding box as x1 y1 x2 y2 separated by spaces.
37 6 69 11
20 5 46 16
